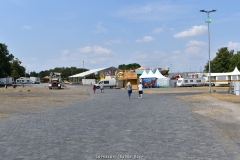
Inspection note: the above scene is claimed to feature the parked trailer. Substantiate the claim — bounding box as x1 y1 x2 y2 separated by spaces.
0 77 14 86
177 78 205 87
30 77 40 84
16 77 32 84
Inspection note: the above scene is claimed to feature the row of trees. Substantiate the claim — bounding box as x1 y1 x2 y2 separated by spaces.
118 63 141 70
2 42 239 81
204 47 240 72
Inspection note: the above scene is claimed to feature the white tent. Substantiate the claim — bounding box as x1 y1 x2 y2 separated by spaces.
154 69 170 87
154 69 168 79
139 70 149 78
145 69 155 78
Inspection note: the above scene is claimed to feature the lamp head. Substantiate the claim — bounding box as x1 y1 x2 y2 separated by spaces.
211 10 217 12
200 10 206 12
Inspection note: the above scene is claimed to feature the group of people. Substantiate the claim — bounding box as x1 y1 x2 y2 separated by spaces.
92 83 104 93
92 81 143 99
127 82 143 99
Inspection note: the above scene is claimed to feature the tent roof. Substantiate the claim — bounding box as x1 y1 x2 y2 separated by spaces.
139 70 148 78
136 66 150 70
147 69 155 78
154 69 168 79
206 66 240 76
69 68 107 78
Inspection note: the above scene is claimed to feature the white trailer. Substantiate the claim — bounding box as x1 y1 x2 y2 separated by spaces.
177 78 205 87
16 77 32 84
30 77 40 84
0 77 14 85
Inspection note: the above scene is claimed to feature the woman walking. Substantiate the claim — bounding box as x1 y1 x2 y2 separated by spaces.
93 85 96 93
138 82 143 99
127 82 132 99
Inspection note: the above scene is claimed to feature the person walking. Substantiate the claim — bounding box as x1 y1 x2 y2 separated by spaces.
138 82 143 99
127 82 132 99
100 82 104 93
93 85 96 93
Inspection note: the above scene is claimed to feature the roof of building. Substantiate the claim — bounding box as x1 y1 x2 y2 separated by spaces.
69 66 118 78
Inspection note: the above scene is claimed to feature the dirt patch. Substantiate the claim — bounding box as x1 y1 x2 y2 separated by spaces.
0 86 90 118
177 93 240 146
143 86 228 94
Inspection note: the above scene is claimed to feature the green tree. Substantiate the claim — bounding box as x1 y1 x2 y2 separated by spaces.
11 70 19 80
229 51 240 71
0 43 14 77
30 71 39 77
204 47 234 72
118 63 141 70
10 58 25 77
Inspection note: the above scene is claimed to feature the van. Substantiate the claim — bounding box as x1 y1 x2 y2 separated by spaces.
95 79 116 89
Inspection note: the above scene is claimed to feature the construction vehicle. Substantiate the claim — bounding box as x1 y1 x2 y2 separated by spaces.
48 72 63 89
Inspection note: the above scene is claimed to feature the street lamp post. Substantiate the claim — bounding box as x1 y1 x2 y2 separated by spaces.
83 61 84 73
200 9 216 93
25 66 27 78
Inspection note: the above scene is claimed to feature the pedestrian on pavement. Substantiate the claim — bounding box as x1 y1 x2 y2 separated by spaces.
93 85 96 93
127 82 132 99
100 82 104 93
138 82 143 99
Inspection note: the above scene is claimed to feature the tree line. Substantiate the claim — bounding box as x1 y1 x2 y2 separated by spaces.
2 42 240 81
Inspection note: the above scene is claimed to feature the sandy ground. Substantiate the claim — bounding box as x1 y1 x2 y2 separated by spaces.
0 85 90 118
144 86 240 147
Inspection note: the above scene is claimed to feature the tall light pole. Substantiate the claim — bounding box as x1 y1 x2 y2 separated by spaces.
200 9 216 93
25 66 27 78
83 61 84 73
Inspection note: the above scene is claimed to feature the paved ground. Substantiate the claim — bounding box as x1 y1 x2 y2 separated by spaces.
0 86 240 160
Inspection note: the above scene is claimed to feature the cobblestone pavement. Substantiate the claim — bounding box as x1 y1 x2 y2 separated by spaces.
0 86 240 160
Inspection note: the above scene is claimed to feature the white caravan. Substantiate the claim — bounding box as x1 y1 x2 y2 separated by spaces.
95 78 116 89
177 78 205 87
0 77 14 85
30 77 40 84
16 77 32 84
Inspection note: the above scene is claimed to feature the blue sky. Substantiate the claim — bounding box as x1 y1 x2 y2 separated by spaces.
1 0 240 73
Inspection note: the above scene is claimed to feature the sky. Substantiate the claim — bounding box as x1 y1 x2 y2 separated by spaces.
0 0 240 74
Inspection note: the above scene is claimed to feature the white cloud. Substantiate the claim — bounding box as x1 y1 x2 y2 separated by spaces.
172 50 181 54
135 36 155 43
93 45 112 54
93 22 107 33
31 57 37 61
173 25 207 38
62 50 70 55
104 39 122 45
185 46 201 54
22 25 32 29
115 3 184 21
227 41 240 50
78 46 92 53
186 40 206 46
153 28 163 34
78 45 112 55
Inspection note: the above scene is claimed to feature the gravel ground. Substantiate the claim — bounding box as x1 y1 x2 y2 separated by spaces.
0 84 90 118
143 86 240 149
176 93 240 149
1 84 240 148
